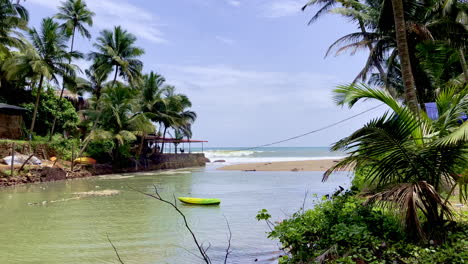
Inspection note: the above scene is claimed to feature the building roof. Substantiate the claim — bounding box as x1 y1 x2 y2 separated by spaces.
145 135 208 143
0 103 27 112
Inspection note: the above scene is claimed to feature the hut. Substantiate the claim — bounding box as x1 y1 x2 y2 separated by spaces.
0 103 27 139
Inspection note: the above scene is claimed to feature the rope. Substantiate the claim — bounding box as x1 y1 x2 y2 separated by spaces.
237 104 384 151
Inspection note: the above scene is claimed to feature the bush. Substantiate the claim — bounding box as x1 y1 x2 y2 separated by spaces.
258 192 468 264
22 87 79 137
86 139 115 163
33 134 80 161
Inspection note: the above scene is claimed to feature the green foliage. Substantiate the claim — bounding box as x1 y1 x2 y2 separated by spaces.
85 138 114 163
260 192 468 264
22 87 79 137
33 134 79 161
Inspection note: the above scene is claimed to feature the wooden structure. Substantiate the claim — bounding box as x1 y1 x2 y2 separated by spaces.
144 134 208 154
0 103 27 139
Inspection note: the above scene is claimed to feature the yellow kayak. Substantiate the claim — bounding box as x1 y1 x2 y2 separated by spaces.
74 157 97 165
178 197 221 205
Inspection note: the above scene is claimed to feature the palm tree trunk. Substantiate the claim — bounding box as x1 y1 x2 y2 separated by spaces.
29 75 44 139
49 26 77 140
459 48 468 84
112 65 119 88
391 0 419 113
161 126 168 154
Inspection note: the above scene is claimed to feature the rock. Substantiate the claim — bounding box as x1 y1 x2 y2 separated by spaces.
40 167 66 182
2 154 42 166
291 168 299 172
214 160 226 163
204 158 211 163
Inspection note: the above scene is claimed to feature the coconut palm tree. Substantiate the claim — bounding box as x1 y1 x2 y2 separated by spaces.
4 17 79 137
50 0 95 138
85 82 154 161
0 0 28 52
302 0 391 90
88 26 144 89
326 82 468 240
158 86 197 153
390 0 419 113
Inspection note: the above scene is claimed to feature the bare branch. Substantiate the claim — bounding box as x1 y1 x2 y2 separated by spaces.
107 234 124 264
130 186 212 264
224 216 232 264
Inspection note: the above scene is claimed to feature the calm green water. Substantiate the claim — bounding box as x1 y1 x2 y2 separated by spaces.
0 165 350 264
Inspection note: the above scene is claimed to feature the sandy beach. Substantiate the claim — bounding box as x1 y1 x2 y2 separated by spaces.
218 159 346 172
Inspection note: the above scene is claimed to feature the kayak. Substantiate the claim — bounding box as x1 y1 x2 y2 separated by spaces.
178 197 221 205
74 157 97 165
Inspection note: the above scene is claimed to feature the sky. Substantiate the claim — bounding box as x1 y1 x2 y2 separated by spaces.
24 0 387 148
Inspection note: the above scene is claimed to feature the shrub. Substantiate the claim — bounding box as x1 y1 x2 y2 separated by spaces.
258 192 468 264
86 139 115 163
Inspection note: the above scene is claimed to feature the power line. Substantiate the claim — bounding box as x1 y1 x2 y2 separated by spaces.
238 104 384 151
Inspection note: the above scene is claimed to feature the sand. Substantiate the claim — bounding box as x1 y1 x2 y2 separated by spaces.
218 159 346 172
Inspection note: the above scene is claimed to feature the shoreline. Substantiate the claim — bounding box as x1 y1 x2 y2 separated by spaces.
217 159 346 172
0 153 208 188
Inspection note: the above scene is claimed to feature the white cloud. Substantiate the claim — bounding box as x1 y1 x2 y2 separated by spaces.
215 36 235 45
27 0 166 43
226 0 241 7
160 64 338 109
157 64 384 146
262 0 303 18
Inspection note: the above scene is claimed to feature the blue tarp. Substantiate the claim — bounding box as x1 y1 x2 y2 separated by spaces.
425 102 467 122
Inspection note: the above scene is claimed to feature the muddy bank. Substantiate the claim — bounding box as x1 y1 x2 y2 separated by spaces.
0 153 207 187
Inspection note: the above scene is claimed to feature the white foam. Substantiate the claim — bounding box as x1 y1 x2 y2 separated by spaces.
209 156 346 164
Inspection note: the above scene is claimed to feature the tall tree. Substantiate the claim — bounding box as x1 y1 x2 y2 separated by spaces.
0 0 28 52
390 0 419 113
50 0 94 138
4 18 78 137
88 26 144 89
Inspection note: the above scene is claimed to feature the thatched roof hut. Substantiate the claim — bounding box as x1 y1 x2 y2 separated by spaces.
0 103 27 139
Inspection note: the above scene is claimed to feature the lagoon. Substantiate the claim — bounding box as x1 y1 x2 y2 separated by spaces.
0 165 350 264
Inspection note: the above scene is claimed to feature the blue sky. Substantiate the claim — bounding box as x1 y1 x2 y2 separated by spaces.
25 0 386 147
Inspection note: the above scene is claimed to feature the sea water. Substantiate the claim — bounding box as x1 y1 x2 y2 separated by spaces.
201 147 346 163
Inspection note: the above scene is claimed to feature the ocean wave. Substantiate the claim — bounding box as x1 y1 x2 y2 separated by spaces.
203 150 263 158
208 156 347 164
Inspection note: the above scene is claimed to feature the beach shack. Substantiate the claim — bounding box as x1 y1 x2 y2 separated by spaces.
0 103 27 139
143 134 208 154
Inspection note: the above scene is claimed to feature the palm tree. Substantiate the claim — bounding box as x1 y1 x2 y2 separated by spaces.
50 0 95 138
326 83 468 240
302 0 391 90
85 82 154 161
4 18 79 137
88 26 144 89
390 0 419 113
0 0 28 52
157 86 197 153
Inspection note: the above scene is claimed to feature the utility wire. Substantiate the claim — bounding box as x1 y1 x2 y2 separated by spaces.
237 104 384 151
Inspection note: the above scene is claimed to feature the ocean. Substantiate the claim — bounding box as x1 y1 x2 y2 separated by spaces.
199 147 347 163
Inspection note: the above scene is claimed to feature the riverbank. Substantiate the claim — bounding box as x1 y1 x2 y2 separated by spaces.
0 153 208 187
218 159 346 172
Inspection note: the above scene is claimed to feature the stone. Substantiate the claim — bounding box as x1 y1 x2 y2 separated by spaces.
214 160 226 163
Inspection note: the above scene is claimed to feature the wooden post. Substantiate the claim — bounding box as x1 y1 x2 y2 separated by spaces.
10 143 15 177
71 144 75 171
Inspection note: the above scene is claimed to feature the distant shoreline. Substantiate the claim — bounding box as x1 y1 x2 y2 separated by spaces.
217 159 349 172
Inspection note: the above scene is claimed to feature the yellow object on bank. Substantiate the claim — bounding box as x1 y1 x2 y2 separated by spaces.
74 157 97 165
178 197 221 205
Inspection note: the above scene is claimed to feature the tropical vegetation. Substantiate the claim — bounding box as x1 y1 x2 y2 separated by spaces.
0 0 197 165
255 0 468 263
